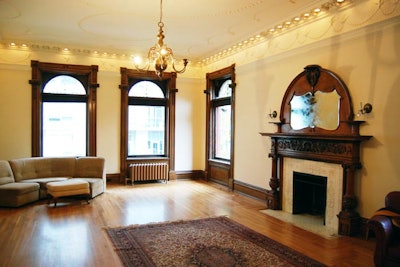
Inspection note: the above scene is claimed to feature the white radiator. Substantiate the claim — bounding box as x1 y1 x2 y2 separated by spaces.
128 162 169 184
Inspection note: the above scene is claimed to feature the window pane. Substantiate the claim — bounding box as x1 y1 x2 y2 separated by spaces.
129 81 164 98
42 102 86 157
128 105 165 156
215 80 232 98
215 105 231 160
43 75 86 95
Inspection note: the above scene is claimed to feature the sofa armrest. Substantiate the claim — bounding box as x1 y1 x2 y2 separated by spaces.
368 215 394 266
74 157 106 191
0 160 15 185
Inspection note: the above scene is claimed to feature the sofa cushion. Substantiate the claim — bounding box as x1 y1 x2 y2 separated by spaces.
0 182 40 207
20 177 70 189
47 179 89 192
10 157 76 182
0 182 39 195
0 160 14 185
47 179 90 199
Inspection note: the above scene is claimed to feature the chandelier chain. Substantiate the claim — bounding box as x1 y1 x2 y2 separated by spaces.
159 0 163 24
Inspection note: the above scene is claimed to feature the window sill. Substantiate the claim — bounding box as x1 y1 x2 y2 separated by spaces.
209 158 231 166
127 156 169 161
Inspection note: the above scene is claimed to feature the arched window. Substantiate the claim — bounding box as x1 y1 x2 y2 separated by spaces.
213 79 232 160
129 81 164 98
215 80 232 98
30 61 99 157
128 81 166 156
205 64 235 188
41 76 87 156
43 75 86 95
119 68 177 181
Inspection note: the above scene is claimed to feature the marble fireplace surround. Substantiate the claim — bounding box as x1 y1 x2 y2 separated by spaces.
260 132 371 236
282 158 343 235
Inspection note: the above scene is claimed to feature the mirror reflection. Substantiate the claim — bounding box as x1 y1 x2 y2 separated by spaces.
290 90 340 130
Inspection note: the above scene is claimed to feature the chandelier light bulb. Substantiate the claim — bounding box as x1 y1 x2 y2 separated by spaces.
133 56 143 65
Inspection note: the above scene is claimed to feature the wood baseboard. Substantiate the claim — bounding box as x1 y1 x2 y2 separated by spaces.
171 170 205 180
107 170 205 184
106 173 120 183
233 180 267 202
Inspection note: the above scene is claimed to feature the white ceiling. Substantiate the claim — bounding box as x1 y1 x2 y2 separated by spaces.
0 0 332 62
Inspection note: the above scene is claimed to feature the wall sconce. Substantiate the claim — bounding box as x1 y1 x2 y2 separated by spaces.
268 110 278 119
357 102 373 117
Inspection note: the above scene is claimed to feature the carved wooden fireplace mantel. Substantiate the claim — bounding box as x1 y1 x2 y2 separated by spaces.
260 65 371 236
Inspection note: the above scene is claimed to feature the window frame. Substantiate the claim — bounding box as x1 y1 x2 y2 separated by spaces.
211 79 232 161
29 60 99 157
119 68 177 180
205 64 236 188
127 80 168 157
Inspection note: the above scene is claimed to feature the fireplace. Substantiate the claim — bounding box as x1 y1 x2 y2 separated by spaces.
260 65 371 236
282 158 343 235
293 172 327 217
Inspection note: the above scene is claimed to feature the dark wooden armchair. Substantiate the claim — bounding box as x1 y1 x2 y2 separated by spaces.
367 191 400 267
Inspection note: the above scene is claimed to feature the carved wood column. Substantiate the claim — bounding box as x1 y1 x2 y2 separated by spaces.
338 163 361 236
266 138 280 209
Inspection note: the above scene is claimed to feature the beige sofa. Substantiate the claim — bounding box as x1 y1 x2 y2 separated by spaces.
0 157 105 207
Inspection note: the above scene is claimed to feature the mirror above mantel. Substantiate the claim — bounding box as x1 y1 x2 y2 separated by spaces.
290 89 340 130
260 65 372 236
278 64 360 135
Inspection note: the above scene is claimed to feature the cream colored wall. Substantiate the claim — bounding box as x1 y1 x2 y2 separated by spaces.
0 52 205 175
96 70 121 173
0 64 31 159
175 77 206 171
206 4 400 217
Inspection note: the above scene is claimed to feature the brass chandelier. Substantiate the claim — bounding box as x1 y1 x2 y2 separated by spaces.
134 0 188 78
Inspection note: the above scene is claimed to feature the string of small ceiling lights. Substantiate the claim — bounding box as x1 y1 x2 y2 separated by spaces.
5 0 349 68
200 0 348 65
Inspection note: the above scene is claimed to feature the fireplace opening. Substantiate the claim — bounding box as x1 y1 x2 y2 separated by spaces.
293 171 327 220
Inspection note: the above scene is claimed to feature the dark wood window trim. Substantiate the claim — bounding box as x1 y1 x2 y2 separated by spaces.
119 69 177 181
29 60 99 157
205 64 236 189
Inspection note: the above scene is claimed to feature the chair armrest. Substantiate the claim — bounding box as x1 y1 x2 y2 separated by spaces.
368 215 394 266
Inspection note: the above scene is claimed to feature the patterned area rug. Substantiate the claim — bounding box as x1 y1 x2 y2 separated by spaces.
106 216 326 267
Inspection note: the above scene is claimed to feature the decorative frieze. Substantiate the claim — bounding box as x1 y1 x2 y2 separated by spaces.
276 138 352 156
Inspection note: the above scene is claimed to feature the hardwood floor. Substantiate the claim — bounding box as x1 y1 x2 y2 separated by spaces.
0 180 375 267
